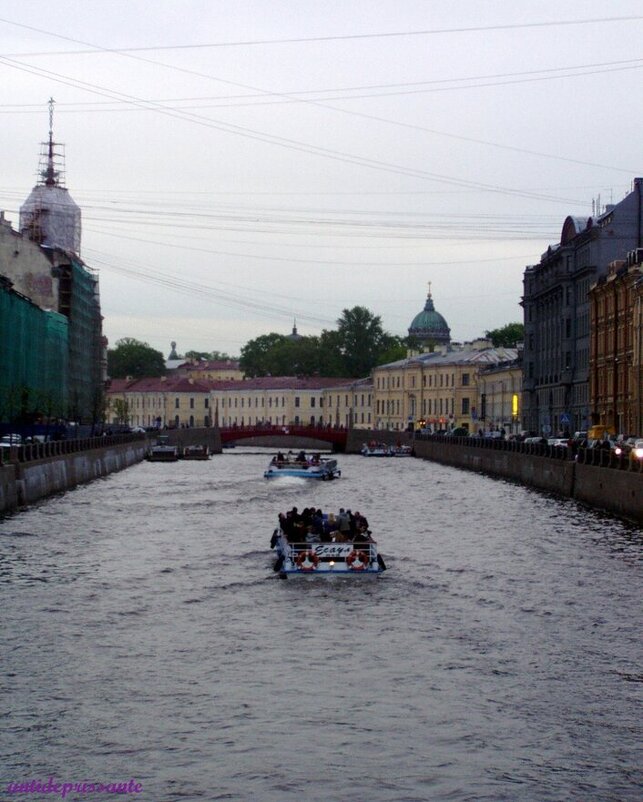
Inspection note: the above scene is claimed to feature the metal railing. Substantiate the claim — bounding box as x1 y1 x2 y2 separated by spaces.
0 432 145 466
413 432 643 473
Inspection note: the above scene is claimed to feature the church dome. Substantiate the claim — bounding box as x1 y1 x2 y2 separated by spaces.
408 286 450 347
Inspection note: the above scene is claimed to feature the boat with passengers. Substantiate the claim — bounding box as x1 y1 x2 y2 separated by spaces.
263 450 341 480
270 507 386 578
361 441 413 457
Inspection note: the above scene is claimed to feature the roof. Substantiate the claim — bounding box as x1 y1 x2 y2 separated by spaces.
107 375 356 393
107 376 213 393
408 292 450 342
208 376 355 391
376 347 518 371
184 359 241 371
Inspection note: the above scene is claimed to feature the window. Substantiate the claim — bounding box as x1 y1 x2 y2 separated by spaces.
295 397 300 408
190 397 194 409
311 397 316 408
461 398 470 415
462 373 470 386
205 398 209 408
175 398 179 409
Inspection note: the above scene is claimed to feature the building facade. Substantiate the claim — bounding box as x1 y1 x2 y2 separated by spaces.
372 343 519 432
521 178 643 436
107 377 213 429
0 106 103 425
589 250 643 435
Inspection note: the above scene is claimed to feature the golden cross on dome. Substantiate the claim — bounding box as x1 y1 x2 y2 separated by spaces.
427 280 432 297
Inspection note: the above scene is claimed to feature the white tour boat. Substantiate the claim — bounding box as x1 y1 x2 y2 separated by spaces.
270 510 386 578
361 442 413 457
263 451 341 480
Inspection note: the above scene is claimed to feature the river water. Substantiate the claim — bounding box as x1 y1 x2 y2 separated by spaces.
1 449 641 802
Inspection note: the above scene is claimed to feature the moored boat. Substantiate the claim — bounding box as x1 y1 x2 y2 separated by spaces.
181 444 210 460
270 508 386 578
361 441 413 457
263 450 341 480
361 442 393 457
146 435 179 462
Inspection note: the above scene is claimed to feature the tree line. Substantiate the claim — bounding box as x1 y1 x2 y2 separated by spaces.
107 309 523 380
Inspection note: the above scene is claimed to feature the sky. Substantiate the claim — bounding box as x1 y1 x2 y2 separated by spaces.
1 1 642 359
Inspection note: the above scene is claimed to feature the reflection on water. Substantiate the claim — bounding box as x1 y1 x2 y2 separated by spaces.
1 448 641 801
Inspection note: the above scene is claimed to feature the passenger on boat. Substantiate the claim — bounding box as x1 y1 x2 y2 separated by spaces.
276 451 285 464
337 508 350 537
296 450 307 465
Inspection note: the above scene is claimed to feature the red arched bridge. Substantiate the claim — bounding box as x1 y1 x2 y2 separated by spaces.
218 424 348 449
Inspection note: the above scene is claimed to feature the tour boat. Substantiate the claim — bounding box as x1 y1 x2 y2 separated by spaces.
270 528 385 579
146 436 179 462
361 442 413 457
181 444 210 460
361 442 393 457
263 452 341 480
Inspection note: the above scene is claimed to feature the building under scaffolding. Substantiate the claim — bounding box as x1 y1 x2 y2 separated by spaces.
0 99 104 425
0 276 69 421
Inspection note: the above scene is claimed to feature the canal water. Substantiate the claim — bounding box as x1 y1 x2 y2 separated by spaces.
1 449 640 801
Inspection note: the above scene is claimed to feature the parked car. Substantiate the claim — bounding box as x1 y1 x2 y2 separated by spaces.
129 426 146 434
631 440 643 461
0 433 22 448
547 438 569 449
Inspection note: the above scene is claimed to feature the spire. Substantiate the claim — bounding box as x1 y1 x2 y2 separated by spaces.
42 97 59 187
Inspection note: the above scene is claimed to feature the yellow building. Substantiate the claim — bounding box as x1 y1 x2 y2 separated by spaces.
176 359 244 382
477 359 523 436
321 378 373 429
373 343 520 432
106 376 213 428
210 377 360 428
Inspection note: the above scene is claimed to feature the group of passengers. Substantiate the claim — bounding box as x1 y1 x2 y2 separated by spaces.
277 506 372 545
271 451 322 467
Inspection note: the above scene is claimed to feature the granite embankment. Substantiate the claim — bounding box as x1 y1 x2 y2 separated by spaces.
0 428 222 514
0 436 146 513
345 430 643 525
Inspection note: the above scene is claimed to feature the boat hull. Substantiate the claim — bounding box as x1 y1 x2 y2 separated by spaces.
272 532 382 578
264 456 341 479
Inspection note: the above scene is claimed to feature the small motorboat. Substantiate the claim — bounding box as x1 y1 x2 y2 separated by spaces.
181 444 210 460
263 451 341 480
146 436 179 462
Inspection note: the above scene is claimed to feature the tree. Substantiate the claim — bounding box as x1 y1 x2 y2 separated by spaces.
240 333 288 377
485 323 525 348
376 335 408 366
334 306 390 377
107 338 166 378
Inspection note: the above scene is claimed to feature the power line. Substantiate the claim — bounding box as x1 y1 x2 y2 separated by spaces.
1 14 641 53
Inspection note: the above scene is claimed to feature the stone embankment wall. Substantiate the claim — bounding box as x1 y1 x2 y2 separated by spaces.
345 431 642 524
0 440 146 514
153 427 222 452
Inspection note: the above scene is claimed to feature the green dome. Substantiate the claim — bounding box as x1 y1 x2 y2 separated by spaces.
408 292 450 345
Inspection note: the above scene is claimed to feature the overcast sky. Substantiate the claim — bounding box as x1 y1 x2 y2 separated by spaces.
1 1 642 358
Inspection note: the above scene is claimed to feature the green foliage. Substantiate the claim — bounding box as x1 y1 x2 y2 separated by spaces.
107 338 166 378
183 349 237 361
333 306 390 377
239 307 402 378
485 322 524 348
240 333 287 377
